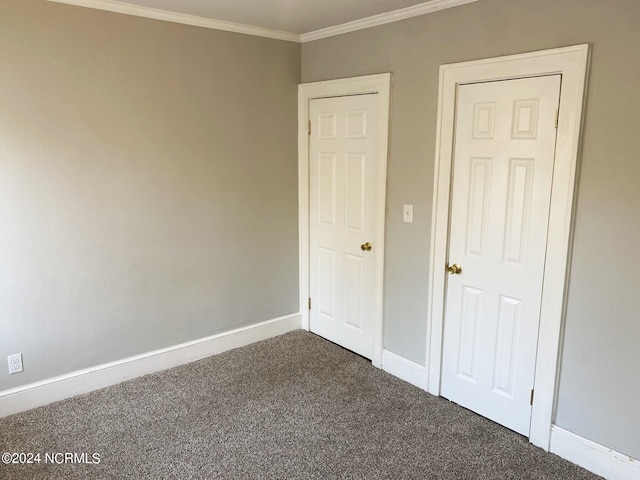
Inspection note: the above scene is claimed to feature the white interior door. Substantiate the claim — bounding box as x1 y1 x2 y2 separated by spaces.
441 75 561 436
309 94 380 359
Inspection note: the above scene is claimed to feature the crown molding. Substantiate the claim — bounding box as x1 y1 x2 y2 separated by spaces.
300 0 479 42
47 0 480 44
46 0 301 42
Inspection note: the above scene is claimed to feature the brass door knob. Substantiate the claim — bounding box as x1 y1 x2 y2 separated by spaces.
361 242 372 251
447 263 462 274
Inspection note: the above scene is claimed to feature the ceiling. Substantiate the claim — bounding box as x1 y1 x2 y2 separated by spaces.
114 0 436 34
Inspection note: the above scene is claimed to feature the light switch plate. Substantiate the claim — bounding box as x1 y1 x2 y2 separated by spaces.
403 204 414 223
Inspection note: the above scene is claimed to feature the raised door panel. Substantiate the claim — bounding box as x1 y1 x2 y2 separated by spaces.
465 158 492 257
503 159 534 266
492 295 522 399
344 253 364 331
457 286 483 383
345 154 365 232
317 247 336 321
318 153 337 227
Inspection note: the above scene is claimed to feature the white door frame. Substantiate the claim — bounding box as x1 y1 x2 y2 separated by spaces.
298 73 391 368
426 45 590 450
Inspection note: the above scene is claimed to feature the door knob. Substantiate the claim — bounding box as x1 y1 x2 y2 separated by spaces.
361 242 372 251
447 263 462 274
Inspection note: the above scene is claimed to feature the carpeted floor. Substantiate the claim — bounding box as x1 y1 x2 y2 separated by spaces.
0 330 600 479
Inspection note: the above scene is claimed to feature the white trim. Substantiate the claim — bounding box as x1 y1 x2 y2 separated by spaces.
46 0 300 42
550 426 640 480
382 350 428 390
301 0 479 42
298 73 391 369
426 44 590 450
0 313 301 418
47 0 480 44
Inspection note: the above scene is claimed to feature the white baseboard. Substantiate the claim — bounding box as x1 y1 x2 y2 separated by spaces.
550 425 640 480
381 349 428 390
0 313 301 418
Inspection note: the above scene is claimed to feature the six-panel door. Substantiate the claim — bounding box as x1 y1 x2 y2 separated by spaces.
309 94 380 359
441 76 562 436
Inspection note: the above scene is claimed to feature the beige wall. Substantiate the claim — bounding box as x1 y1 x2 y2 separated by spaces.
2 0 639 463
0 1 300 388
302 0 640 459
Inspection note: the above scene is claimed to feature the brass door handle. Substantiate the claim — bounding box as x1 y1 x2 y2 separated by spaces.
361 242 372 251
447 263 462 274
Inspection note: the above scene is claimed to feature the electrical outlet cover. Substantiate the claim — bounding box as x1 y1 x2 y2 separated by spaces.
8 353 23 374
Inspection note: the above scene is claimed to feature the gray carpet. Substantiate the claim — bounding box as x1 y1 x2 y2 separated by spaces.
0 330 600 479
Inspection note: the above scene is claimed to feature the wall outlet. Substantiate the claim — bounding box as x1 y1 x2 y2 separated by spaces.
8 353 23 374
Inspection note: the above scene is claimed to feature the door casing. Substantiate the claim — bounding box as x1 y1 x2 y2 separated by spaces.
427 44 590 450
298 73 391 368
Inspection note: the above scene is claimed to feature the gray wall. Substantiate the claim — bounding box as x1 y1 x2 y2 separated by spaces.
0 0 300 389
2 0 638 463
302 0 640 459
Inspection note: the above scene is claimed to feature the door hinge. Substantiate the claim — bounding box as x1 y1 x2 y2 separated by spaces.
555 109 559 128
308 297 311 310
530 389 535 406
308 120 311 135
